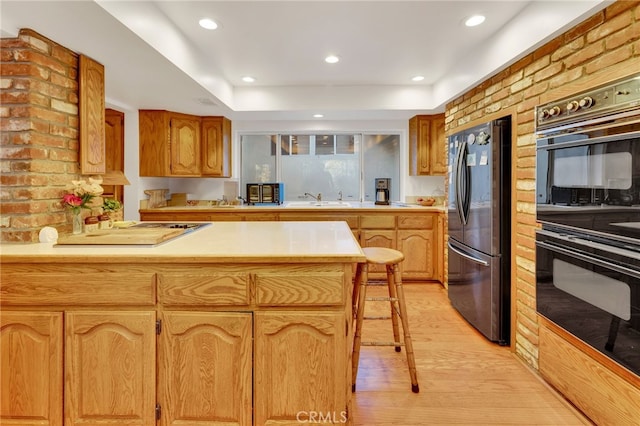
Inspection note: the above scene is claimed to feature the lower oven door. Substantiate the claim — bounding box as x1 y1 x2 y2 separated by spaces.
535 229 640 375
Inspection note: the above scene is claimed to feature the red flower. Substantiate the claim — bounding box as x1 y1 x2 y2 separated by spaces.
62 193 83 207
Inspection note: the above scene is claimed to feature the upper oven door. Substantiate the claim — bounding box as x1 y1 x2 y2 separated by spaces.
536 120 640 241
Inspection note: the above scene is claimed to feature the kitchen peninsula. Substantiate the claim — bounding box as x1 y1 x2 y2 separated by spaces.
0 221 364 426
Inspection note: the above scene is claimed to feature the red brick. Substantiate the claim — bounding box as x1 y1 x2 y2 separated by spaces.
51 44 77 67
587 10 632 43
605 21 640 50
564 40 605 68
0 147 48 160
605 0 640 19
585 44 633 75
0 173 51 186
0 63 32 76
565 11 605 42
30 105 69 125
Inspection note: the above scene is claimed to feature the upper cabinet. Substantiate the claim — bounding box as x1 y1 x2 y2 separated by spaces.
78 54 106 175
201 116 231 177
139 110 231 177
408 114 446 176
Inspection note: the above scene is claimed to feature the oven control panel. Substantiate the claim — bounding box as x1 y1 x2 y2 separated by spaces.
536 73 640 131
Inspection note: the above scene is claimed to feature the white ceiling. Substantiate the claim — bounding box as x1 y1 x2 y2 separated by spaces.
1 0 611 121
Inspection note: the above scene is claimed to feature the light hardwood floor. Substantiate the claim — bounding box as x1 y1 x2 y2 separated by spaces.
351 283 593 425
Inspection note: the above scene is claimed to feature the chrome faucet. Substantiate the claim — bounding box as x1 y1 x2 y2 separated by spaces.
304 192 322 202
338 191 343 201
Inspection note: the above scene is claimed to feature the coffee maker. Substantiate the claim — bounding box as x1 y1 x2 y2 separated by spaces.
375 178 391 205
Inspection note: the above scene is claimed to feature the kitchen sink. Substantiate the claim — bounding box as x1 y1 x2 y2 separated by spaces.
285 201 352 208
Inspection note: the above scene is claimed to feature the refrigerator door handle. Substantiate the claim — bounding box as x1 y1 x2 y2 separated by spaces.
455 141 468 225
448 241 490 266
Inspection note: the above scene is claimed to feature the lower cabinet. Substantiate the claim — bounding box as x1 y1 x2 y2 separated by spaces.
0 312 63 426
1 263 352 426
65 311 156 426
159 311 252 426
0 311 155 426
254 311 347 425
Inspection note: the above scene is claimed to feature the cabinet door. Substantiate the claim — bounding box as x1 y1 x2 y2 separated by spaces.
159 312 252 426
201 117 231 177
79 54 105 175
254 312 347 425
429 113 447 174
397 229 435 280
139 110 170 176
1 312 63 426
409 114 446 176
65 312 156 426
170 115 201 176
360 229 396 278
103 108 125 204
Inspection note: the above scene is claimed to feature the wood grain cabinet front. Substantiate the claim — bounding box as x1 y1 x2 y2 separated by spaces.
159 311 252 426
0 312 63 426
254 311 347 425
409 114 446 176
139 110 232 178
158 270 250 306
65 311 156 426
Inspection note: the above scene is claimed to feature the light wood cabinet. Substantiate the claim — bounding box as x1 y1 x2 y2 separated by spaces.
103 108 125 204
79 54 105 175
1 261 353 426
0 312 63 426
139 110 231 178
65 311 156 426
397 214 436 280
409 114 446 175
202 116 232 177
254 311 347 425
159 312 252 426
169 114 201 176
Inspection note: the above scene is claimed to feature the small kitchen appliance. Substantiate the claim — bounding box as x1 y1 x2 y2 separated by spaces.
375 178 391 205
246 183 285 205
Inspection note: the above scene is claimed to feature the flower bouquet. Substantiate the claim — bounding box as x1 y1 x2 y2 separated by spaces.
61 177 104 234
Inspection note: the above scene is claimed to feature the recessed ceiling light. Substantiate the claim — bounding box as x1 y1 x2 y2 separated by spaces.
325 55 340 64
199 18 218 30
412 75 425 82
242 76 255 83
313 114 324 118
465 15 485 27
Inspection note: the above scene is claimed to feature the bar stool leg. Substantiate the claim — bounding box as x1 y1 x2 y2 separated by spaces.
386 264 402 352
351 263 368 392
392 263 420 393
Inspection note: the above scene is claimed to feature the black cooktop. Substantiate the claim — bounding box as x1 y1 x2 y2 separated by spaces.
132 222 211 231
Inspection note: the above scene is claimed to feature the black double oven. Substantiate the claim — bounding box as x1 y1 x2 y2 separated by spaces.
535 74 640 376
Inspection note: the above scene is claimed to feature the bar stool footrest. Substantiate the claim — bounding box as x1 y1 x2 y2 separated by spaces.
361 341 404 347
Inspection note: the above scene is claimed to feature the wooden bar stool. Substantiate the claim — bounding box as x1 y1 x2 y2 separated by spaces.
352 247 419 393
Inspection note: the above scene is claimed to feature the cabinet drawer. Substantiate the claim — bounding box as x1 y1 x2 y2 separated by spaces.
398 214 434 229
0 270 155 306
255 272 344 306
279 213 359 229
360 215 395 229
158 272 250 306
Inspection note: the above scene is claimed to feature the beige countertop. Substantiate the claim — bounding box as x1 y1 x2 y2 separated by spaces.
0 221 365 264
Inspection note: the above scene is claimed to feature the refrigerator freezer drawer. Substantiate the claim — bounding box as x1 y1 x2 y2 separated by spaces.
448 239 509 344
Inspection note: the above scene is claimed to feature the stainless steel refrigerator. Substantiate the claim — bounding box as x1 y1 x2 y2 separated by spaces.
447 117 511 345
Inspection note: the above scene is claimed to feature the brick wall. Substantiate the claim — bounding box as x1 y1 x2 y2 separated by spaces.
1 29 80 242
444 0 640 368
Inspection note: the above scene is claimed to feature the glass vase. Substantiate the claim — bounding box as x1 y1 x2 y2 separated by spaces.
72 211 83 235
